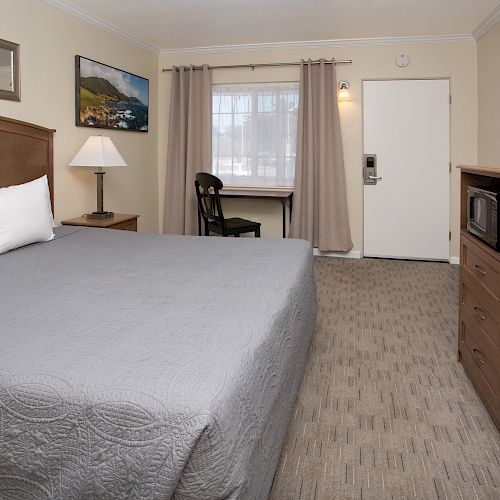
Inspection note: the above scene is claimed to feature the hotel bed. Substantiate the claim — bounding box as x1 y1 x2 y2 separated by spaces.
0 117 317 499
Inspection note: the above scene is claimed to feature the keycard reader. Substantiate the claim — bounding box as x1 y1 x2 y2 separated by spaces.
363 154 382 185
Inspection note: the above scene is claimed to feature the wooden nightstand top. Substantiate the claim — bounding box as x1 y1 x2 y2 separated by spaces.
61 213 139 230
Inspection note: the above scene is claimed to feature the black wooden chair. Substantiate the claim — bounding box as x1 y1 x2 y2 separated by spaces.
194 172 261 237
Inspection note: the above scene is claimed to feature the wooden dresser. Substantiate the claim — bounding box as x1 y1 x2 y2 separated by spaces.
457 166 500 431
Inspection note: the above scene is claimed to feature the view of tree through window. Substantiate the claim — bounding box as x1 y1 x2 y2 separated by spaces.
212 83 299 187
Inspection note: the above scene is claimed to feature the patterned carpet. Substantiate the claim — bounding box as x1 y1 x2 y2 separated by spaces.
269 257 500 500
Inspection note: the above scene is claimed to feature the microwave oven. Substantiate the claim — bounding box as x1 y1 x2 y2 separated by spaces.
467 186 499 250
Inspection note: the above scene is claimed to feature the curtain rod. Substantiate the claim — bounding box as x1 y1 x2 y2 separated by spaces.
162 59 352 72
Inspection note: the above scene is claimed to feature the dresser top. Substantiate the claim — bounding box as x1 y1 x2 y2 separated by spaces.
457 165 500 177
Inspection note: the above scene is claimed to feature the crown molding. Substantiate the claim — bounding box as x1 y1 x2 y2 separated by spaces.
473 4 500 40
40 0 160 55
159 34 474 56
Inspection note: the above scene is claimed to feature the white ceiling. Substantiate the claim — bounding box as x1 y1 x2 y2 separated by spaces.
48 0 499 52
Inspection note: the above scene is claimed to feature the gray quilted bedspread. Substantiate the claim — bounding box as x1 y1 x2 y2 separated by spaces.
0 227 316 499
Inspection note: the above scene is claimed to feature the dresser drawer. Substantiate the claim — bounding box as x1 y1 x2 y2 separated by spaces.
461 235 500 301
461 274 500 349
460 338 500 428
459 309 499 394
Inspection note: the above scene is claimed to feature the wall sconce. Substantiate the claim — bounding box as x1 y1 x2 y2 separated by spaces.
337 80 351 101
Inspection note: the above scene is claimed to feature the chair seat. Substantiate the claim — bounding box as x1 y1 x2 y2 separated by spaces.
223 217 260 229
208 217 260 234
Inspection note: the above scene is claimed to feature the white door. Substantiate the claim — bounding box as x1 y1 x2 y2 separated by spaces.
363 79 450 260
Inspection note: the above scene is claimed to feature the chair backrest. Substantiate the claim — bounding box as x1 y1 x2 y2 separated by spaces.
194 172 225 228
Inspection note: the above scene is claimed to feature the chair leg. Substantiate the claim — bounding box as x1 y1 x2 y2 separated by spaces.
204 223 209 236
255 227 261 238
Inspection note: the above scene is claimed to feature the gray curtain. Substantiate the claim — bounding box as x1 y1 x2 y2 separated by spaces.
163 65 212 235
290 59 353 252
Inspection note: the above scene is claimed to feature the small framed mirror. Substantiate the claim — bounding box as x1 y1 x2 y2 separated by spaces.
0 38 20 102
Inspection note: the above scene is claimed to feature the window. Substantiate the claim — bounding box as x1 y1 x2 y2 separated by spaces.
212 83 299 188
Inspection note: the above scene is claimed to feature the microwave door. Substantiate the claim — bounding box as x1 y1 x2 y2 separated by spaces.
469 195 487 235
476 197 483 227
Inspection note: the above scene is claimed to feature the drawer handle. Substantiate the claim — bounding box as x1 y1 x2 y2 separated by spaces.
472 348 486 366
473 264 487 276
473 306 487 321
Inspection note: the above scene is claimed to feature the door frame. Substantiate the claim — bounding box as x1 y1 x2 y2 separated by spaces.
361 77 452 261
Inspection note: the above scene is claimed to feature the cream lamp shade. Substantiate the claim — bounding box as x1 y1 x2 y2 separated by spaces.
69 136 127 168
69 136 127 219
337 80 351 102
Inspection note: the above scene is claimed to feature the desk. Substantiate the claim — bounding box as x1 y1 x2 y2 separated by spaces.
219 189 293 238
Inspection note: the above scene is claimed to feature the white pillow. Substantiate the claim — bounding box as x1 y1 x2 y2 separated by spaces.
0 175 55 254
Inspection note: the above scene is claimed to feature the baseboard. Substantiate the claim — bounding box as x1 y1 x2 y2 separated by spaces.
313 248 362 259
313 249 456 263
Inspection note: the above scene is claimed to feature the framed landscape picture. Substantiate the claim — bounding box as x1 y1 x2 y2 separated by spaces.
75 56 148 132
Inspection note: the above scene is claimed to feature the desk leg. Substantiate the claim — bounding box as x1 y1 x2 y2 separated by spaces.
282 200 286 238
289 195 293 223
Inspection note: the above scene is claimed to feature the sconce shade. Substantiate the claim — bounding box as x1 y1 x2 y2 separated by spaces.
337 81 351 101
69 136 127 168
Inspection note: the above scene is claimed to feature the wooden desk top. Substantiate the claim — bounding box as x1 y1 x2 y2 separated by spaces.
219 188 293 199
61 213 139 228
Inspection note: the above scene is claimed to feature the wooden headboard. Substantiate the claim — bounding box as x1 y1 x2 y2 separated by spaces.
0 116 56 210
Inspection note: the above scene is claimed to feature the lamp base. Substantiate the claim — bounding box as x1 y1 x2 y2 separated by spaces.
84 211 114 220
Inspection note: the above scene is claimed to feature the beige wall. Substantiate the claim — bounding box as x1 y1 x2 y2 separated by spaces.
478 19 500 166
159 42 477 258
0 0 159 233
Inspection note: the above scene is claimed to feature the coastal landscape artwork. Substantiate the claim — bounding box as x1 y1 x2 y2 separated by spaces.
75 56 148 132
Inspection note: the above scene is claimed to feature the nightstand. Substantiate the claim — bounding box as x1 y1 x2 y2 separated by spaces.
61 213 139 232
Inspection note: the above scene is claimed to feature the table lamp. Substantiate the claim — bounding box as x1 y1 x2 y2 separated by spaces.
69 136 127 219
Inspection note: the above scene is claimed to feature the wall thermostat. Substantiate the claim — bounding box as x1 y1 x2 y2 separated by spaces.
395 54 409 67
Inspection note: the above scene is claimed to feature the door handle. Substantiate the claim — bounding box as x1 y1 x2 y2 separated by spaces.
472 348 486 366
473 264 487 276
473 306 487 321
368 176 382 180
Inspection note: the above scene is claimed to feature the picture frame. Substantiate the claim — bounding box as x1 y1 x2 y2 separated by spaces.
0 38 20 102
75 56 148 132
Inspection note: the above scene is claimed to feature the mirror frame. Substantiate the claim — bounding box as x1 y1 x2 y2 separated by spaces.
0 38 20 102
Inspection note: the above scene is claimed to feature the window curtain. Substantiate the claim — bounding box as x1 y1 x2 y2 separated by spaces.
289 59 353 252
163 65 212 235
212 83 298 188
